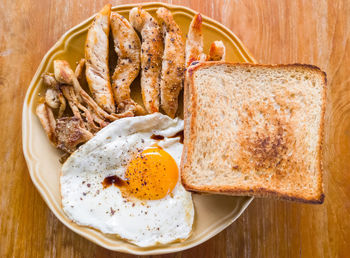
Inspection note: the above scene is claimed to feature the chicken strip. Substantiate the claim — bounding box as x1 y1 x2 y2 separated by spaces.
185 13 206 67
60 86 86 128
58 94 66 117
110 12 145 115
56 117 93 153
129 7 163 113
75 58 85 83
66 84 106 130
45 88 60 109
36 103 57 145
207 40 226 61
61 85 101 132
54 60 133 121
85 4 115 113
157 7 185 118
42 73 60 88
42 73 66 117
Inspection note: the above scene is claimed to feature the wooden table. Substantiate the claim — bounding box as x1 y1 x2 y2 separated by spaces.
1 0 349 257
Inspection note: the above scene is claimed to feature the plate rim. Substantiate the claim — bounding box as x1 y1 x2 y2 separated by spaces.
22 2 255 255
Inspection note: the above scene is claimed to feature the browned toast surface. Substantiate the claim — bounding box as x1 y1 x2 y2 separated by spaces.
181 62 326 203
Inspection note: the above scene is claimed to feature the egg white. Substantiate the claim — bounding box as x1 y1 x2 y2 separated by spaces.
60 113 194 247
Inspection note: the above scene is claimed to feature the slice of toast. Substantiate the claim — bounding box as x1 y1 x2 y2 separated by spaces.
181 62 326 203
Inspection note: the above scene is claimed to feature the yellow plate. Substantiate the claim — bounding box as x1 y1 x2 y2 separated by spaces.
22 2 255 255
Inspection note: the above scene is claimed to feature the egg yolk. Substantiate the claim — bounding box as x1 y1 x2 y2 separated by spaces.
123 146 178 200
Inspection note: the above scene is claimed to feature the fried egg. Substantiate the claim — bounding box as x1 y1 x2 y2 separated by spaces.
60 113 194 247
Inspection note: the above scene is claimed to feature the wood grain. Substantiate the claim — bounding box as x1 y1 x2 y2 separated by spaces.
1 0 349 257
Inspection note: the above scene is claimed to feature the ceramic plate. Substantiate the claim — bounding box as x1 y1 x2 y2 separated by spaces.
22 2 255 255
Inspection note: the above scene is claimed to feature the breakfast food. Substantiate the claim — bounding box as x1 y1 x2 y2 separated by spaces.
42 73 66 118
55 116 93 153
85 4 116 113
37 59 134 154
110 12 145 115
36 5 193 157
207 40 226 61
181 63 326 203
54 60 132 122
36 103 57 144
61 113 194 247
36 6 200 246
185 13 205 67
74 58 86 82
33 4 327 252
185 13 226 66
157 7 185 118
129 7 163 113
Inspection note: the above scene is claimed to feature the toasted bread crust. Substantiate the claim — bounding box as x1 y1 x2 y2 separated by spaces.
182 183 325 204
181 62 326 204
